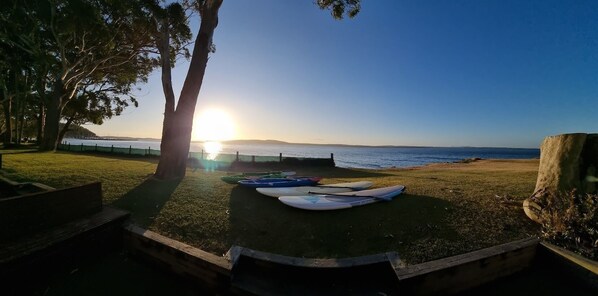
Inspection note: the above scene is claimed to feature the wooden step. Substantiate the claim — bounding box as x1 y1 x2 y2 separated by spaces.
0 206 129 283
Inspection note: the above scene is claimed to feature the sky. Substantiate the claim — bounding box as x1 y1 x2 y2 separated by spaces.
87 0 598 148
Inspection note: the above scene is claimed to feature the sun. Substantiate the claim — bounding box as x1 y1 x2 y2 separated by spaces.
193 108 236 142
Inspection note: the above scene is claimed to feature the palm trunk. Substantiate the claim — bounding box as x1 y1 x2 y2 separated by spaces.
154 0 222 180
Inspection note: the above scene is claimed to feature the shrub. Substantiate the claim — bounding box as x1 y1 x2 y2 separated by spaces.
536 191 598 260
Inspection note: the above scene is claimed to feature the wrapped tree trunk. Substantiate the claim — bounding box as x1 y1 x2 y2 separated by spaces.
524 133 598 222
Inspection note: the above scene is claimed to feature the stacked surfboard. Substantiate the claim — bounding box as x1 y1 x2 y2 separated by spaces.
257 181 406 211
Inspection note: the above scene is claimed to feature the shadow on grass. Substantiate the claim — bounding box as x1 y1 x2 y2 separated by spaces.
112 178 181 227
226 184 457 259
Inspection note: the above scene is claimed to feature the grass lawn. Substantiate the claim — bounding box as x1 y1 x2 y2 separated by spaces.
1 151 540 264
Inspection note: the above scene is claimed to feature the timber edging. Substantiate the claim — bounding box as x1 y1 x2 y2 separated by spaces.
126 227 594 295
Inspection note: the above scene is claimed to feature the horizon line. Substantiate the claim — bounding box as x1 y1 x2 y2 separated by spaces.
65 136 539 150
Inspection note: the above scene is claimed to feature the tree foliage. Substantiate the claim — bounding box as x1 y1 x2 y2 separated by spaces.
0 0 186 149
317 0 361 19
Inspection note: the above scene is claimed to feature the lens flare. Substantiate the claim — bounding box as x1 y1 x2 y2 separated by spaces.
193 108 235 142
203 141 222 160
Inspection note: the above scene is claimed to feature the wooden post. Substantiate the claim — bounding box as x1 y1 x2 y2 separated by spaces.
111 145 114 153
148 147 151 156
331 153 334 161
201 149 204 159
95 144 98 151
129 145 132 155
236 151 239 162
279 153 282 163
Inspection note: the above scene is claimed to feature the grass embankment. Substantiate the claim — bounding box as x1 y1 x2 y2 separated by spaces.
1 151 540 264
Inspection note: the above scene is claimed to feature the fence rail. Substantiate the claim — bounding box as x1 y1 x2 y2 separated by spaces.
57 143 335 167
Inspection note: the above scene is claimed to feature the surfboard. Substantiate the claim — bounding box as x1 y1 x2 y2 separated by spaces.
220 171 295 184
256 181 373 197
278 185 406 211
237 177 322 188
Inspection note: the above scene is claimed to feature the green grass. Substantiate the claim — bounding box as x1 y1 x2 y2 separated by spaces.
0 151 540 264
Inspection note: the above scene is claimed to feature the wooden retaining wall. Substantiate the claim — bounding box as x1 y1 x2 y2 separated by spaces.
0 182 129 294
122 224 232 292
125 226 584 295
0 182 103 240
394 237 539 295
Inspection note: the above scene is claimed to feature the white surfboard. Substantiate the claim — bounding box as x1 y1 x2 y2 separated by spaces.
256 181 373 198
278 185 406 211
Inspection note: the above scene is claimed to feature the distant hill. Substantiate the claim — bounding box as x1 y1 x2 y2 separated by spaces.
223 139 289 145
62 124 97 138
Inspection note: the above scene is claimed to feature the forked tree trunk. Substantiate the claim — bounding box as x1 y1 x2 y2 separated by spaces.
524 133 598 222
154 0 222 180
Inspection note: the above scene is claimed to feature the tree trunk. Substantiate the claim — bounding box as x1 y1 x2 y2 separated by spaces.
15 96 24 145
2 94 12 147
40 96 62 151
57 117 74 146
37 103 45 144
524 133 598 222
154 0 223 180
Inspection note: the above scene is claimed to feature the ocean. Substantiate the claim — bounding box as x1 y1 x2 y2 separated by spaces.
62 138 540 169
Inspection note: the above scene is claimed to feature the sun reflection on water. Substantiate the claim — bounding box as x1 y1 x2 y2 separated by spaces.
203 141 222 160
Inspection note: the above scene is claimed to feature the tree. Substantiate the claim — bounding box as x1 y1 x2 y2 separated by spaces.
0 0 160 151
153 0 361 180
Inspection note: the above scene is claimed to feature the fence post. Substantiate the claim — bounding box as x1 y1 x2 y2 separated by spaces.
279 153 282 163
148 146 151 156
201 149 204 159
111 145 114 153
331 153 334 161
129 145 132 155
95 144 98 151
236 151 239 161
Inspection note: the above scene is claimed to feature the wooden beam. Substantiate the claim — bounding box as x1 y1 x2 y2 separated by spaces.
123 224 231 290
395 237 539 295
0 182 103 240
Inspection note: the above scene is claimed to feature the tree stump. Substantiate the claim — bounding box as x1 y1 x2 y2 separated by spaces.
524 133 598 222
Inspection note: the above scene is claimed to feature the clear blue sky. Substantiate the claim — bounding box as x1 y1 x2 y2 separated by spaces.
88 0 598 148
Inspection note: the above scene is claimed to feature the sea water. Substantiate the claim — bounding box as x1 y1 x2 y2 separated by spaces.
62 139 539 169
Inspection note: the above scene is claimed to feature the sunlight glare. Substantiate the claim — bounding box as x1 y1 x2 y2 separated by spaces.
193 108 236 142
203 141 222 160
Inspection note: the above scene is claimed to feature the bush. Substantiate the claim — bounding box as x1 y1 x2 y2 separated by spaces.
536 191 598 260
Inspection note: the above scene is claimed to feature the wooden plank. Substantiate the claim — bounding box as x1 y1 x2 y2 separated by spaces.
122 224 231 289
395 237 539 295
0 182 103 240
0 206 129 264
228 245 402 269
1 206 129 294
229 246 401 295
540 242 598 275
537 242 598 291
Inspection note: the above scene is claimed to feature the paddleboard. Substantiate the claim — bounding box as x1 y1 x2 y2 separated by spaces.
238 177 321 188
256 181 373 197
278 185 406 211
221 171 295 184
